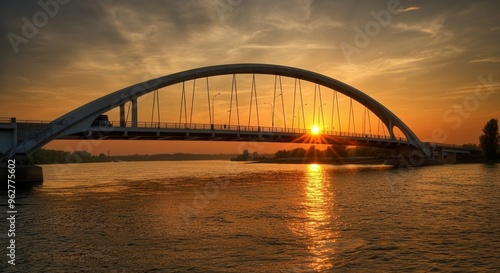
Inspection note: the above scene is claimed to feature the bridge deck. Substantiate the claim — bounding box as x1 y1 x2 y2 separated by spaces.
49 121 411 148
13 120 481 153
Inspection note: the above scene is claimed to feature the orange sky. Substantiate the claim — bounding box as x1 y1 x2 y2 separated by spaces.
1 1 499 155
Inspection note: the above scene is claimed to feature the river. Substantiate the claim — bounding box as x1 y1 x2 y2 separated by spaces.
2 161 499 272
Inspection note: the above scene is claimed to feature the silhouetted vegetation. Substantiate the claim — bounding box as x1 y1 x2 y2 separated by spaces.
29 149 108 164
462 143 480 150
231 149 264 161
29 148 236 164
479 118 499 161
274 145 350 159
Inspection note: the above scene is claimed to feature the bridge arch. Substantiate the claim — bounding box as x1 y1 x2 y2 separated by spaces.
10 64 430 157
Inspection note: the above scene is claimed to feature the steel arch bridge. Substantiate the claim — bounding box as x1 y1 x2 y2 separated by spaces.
3 63 433 159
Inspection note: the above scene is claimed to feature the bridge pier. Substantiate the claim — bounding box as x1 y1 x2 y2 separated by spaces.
1 118 44 185
1 162 43 186
0 117 18 160
446 152 457 164
432 147 458 164
436 147 445 163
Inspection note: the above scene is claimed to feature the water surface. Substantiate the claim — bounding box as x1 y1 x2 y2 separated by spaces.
2 161 499 272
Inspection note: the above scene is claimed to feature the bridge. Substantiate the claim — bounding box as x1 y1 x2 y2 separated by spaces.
1 64 480 170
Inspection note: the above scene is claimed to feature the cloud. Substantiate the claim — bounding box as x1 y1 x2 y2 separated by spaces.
469 57 500 63
392 15 448 37
398 6 421 13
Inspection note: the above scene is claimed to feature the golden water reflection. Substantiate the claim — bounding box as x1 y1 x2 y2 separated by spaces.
293 164 340 271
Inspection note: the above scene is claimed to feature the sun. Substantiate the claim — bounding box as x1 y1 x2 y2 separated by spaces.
311 125 320 135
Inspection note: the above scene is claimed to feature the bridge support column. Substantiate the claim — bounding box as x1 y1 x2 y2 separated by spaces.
131 99 138 128
445 152 457 164
437 148 444 164
0 118 17 159
120 104 126 127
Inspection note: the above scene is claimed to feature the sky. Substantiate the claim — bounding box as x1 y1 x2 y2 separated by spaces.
1 0 499 155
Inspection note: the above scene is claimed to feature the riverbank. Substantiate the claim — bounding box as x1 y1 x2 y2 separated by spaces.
247 157 386 165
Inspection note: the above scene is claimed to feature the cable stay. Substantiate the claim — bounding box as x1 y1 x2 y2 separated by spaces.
248 74 260 128
299 80 306 130
367 107 372 135
318 85 325 130
291 79 297 129
348 98 356 133
150 89 161 127
272 75 277 128
312 84 317 126
228 74 240 127
331 90 340 132
125 101 131 127
179 82 188 126
189 79 196 126
206 77 212 125
362 106 366 135
279 76 286 129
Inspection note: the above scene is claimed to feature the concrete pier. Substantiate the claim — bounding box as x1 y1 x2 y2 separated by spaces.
1 164 43 186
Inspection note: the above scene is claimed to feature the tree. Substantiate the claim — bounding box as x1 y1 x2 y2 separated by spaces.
479 118 499 161
326 145 348 158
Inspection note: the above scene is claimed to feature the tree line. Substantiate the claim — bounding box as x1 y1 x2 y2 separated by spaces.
28 118 499 164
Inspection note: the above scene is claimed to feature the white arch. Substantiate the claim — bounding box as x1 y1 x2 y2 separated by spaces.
10 64 430 157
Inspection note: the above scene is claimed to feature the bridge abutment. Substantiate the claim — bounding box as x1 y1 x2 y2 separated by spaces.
0 117 18 160
1 152 44 187
1 163 43 186
1 118 44 185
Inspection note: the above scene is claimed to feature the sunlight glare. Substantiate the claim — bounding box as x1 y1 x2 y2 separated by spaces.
311 125 320 135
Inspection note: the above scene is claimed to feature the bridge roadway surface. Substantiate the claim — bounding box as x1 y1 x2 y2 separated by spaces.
14 120 478 154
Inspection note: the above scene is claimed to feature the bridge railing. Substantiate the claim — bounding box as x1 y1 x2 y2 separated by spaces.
109 121 406 142
425 142 481 151
0 117 52 124
0 117 14 123
5 117 407 143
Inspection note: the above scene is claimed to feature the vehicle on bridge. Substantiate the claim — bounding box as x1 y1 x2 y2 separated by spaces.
91 115 112 127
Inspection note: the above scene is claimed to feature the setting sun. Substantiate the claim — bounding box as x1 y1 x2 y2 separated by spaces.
311 126 320 135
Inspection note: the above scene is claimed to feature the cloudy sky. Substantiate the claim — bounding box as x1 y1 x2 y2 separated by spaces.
1 0 499 155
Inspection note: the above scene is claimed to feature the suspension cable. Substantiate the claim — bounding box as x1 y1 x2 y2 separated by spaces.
348 98 353 133
318 85 325 129
313 84 317 126
336 91 341 132
367 108 372 134
179 82 188 125
126 101 131 126
272 75 277 128
292 79 297 129
157 89 160 125
189 79 196 126
151 89 156 124
253 74 260 127
206 77 212 124
279 76 286 129
234 74 240 127
248 75 254 127
299 80 306 130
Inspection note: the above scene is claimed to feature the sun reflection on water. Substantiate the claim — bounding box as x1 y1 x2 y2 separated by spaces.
290 163 340 271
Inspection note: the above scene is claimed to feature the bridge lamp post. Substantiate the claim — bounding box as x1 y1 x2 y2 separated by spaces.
211 92 220 125
298 103 307 131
